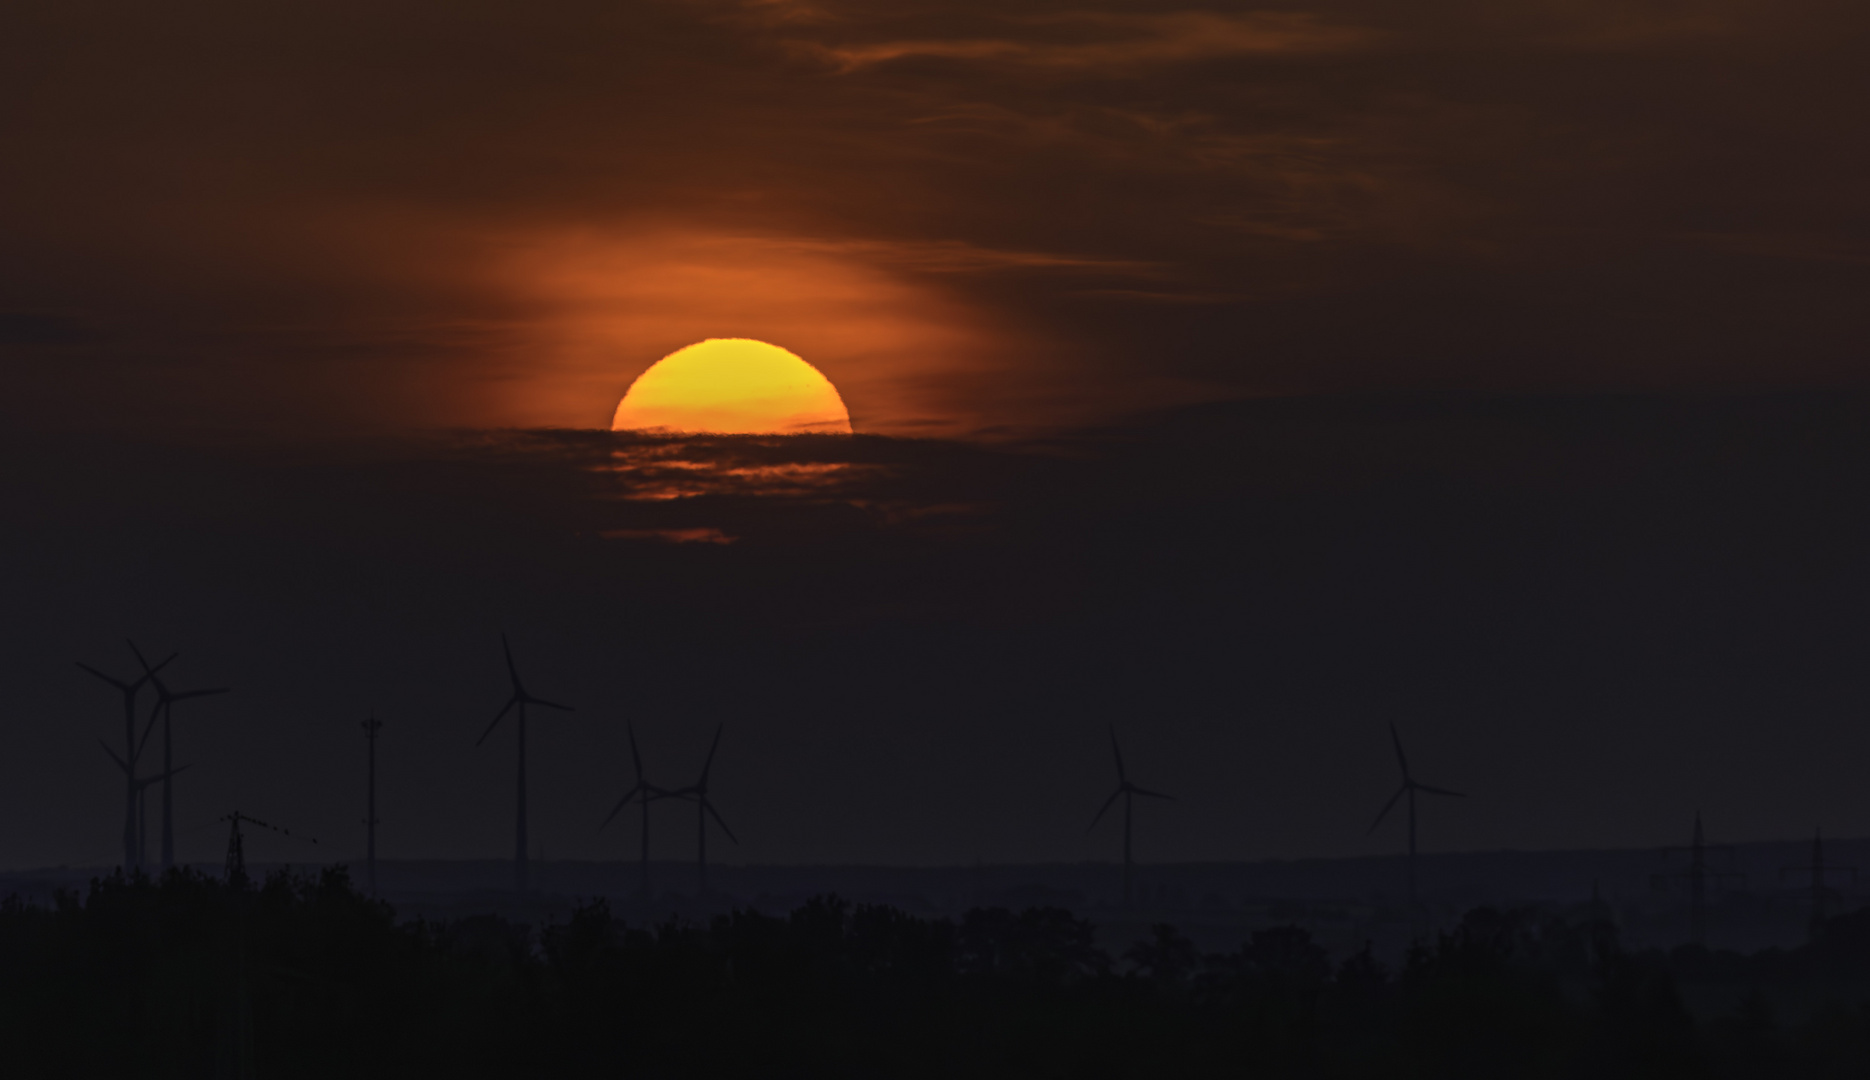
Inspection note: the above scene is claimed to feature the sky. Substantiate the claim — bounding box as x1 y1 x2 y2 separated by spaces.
2 0 1869 872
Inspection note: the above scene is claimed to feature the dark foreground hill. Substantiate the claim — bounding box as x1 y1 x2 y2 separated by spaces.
8 867 1870 1078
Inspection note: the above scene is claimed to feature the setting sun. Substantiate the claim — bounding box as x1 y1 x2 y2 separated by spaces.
611 339 854 435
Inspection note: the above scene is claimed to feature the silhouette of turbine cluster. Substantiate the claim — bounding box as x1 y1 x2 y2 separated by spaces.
77 633 745 900
79 640 228 875
82 633 1802 948
1091 723 1469 914
477 634 736 897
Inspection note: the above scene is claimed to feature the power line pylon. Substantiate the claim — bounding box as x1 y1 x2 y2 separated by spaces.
1653 812 1744 948
1781 828 1856 943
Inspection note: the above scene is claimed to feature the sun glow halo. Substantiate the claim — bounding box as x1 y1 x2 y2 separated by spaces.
611 339 853 435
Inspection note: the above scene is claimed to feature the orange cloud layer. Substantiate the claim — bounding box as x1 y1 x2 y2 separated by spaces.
3 0 1867 438
471 227 1098 438
804 12 1376 72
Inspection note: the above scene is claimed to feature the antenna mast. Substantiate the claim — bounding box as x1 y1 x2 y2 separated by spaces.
363 713 383 896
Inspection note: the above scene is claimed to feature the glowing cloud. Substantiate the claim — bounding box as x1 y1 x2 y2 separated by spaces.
612 338 854 435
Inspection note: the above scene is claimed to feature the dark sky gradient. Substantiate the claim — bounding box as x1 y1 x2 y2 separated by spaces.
7 395 1870 869
2 1 1870 870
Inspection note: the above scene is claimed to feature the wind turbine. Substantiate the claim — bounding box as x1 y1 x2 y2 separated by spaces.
600 720 671 899
475 634 572 893
1088 728 1174 910
1368 723 1465 912
666 725 736 897
78 641 172 870
98 740 189 869
141 766 190 865
132 645 228 872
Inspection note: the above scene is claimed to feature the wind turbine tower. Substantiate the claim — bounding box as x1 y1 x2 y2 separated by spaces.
136 765 191 866
1368 723 1466 912
601 720 671 898
1088 728 1174 910
362 713 383 895
99 742 189 868
476 634 573 893
133 646 228 872
668 725 736 897
78 642 171 870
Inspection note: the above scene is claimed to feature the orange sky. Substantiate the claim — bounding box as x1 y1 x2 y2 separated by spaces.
1 0 1867 437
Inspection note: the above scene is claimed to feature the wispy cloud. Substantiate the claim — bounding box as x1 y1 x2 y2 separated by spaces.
601 526 739 544
604 439 879 501
801 11 1375 72
799 237 1159 275
1071 287 1248 304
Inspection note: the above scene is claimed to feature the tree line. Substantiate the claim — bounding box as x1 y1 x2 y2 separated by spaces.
5 869 1870 1077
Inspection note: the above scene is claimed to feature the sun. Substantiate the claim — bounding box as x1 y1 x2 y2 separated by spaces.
611 339 853 435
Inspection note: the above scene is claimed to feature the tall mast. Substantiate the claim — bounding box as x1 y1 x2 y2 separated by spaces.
362 713 383 895
516 701 529 893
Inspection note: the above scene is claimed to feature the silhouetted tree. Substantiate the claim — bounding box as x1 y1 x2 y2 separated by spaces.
1126 922 1199 992
2 873 1860 1079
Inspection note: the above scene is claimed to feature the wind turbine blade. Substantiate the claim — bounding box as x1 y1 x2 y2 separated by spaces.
1109 728 1127 783
501 633 522 691
1415 784 1466 798
1129 786 1175 801
704 799 738 845
98 739 129 773
476 698 518 746
77 662 129 691
1368 785 1406 834
172 687 230 702
1389 723 1411 781
628 721 645 784
700 725 724 784
126 641 176 684
1088 788 1122 831
599 783 643 829
140 763 193 787
135 653 177 690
